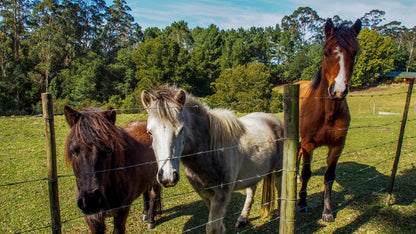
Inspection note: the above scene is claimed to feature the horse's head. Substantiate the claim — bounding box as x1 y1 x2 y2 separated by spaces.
64 106 125 214
141 87 186 187
321 19 361 100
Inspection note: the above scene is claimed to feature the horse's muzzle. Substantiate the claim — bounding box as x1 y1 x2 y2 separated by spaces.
77 189 106 214
158 169 179 187
329 84 348 101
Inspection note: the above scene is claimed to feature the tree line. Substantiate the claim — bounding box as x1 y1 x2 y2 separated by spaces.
1 1 415 115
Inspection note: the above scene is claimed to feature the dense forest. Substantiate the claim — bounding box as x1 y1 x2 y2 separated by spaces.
1 0 415 115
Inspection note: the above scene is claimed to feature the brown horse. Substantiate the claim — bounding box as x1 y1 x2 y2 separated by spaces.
64 106 161 233
296 19 361 222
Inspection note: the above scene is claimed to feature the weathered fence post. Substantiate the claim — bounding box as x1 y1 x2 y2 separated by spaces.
42 93 62 233
386 78 414 206
279 84 299 233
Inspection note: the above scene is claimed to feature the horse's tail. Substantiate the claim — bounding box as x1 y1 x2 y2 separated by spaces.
261 173 276 218
296 145 303 182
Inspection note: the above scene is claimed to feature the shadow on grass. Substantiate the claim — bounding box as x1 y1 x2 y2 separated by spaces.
156 192 249 233
296 161 416 233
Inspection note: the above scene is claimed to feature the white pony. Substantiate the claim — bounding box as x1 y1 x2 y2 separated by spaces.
141 84 283 234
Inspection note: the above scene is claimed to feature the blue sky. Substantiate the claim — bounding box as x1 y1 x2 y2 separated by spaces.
114 0 416 29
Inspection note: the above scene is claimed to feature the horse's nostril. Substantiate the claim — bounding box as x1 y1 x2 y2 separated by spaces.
173 171 179 182
328 84 335 96
157 169 164 183
77 197 85 210
77 190 105 214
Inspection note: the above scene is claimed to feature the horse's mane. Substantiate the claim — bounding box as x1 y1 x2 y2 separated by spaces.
311 23 360 90
148 85 245 150
65 107 126 167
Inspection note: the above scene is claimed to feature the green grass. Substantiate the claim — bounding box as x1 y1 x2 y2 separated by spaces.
1 83 415 233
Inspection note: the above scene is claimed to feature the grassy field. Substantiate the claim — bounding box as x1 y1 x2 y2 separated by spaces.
1 83 415 233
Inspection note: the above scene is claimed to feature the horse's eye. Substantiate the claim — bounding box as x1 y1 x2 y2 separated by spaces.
323 51 329 57
178 127 184 136
71 148 79 158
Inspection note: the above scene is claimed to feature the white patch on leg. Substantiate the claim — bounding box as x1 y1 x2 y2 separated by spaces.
333 47 346 93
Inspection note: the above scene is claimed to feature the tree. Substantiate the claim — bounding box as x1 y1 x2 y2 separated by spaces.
360 9 386 30
30 0 66 93
401 27 416 72
211 62 273 112
352 28 395 86
164 20 193 49
101 0 136 61
0 0 34 114
186 46 213 96
132 37 190 92
68 51 107 105
281 7 324 43
284 43 322 82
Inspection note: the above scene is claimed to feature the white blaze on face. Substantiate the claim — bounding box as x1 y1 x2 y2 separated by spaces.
146 115 183 186
333 46 347 93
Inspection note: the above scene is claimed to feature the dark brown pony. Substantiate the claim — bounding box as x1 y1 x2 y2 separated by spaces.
64 106 161 233
296 19 361 222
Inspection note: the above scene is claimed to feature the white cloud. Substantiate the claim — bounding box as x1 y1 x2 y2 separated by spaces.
292 0 416 28
128 0 416 29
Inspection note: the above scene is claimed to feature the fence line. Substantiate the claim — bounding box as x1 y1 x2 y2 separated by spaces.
2 132 406 189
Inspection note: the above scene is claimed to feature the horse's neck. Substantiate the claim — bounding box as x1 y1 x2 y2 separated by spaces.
308 76 345 122
182 108 210 155
181 108 231 185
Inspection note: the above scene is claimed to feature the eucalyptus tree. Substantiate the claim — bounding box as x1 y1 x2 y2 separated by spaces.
101 0 136 61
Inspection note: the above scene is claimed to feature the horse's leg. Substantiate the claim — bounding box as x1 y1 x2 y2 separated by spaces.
142 189 150 222
206 190 231 234
297 145 313 213
322 145 343 222
113 207 130 234
235 185 256 228
146 181 162 229
85 214 105 234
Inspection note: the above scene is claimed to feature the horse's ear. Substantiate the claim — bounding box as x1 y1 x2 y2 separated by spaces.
141 90 156 108
64 105 80 127
104 108 116 124
351 19 362 36
324 19 334 40
175 90 186 107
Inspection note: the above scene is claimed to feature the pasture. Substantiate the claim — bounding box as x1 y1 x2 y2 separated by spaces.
1 83 415 233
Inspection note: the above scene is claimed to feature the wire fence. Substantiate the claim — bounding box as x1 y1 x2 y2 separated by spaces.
1 84 415 233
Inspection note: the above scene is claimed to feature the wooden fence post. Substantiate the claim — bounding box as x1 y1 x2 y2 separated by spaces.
386 78 414 206
279 84 299 233
42 93 62 233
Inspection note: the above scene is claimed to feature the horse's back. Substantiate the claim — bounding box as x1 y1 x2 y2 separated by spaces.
123 120 149 142
234 113 283 189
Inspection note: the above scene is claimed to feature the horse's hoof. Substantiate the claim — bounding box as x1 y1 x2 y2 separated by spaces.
235 220 249 228
142 214 148 222
147 222 155 229
322 213 334 222
235 217 249 228
297 205 308 213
